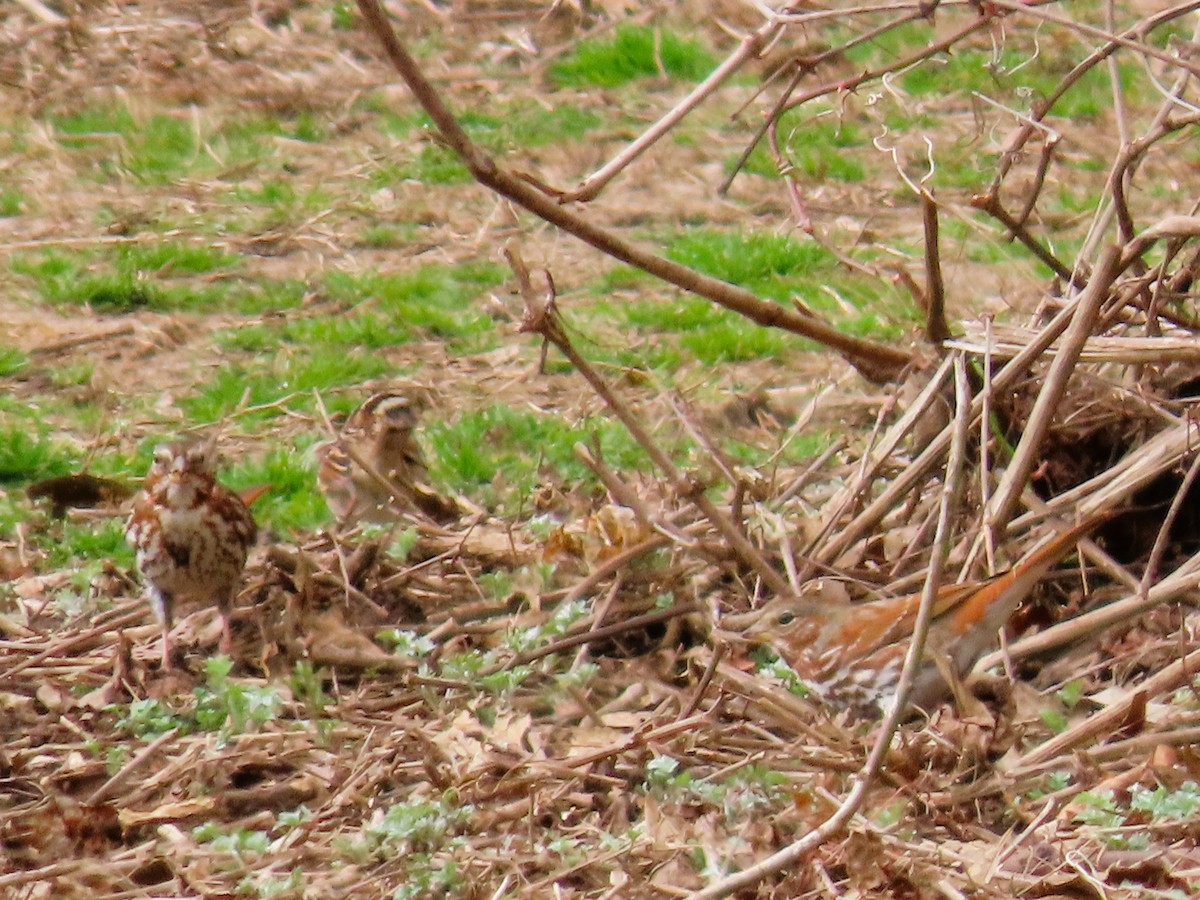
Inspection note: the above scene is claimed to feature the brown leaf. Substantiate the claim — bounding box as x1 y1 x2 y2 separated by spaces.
1115 689 1148 740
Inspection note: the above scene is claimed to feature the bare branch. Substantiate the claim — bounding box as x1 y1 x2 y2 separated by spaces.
353 0 915 382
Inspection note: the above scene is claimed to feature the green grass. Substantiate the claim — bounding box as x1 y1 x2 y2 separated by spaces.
400 145 472 185
1034 59 1139 121
363 159 409 192
947 221 1076 285
621 297 795 364
180 350 393 424
816 277 911 339
616 229 913 350
721 429 834 468
228 179 332 216
0 424 78 484
206 116 308 170
358 224 413 249
940 217 1039 266
0 465 135 592
226 445 330 533
385 104 603 148
10 244 307 313
732 113 867 183
53 105 197 182
331 1 356 29
0 189 25 217
329 262 504 331
551 24 716 88
221 261 505 357
732 142 781 180
367 101 604 186
901 48 1030 97
593 265 657 294
425 405 645 511
504 104 603 145
123 242 238 274
221 315 393 352
50 103 335 183
233 279 311 315
10 243 237 312
48 360 95 389
559 303 688 370
665 229 837 299
466 104 604 147
841 19 936 67
921 140 996 191
1052 184 1104 216
582 229 903 362
836 22 1141 151
46 518 133 571
0 346 28 377
893 43 1136 124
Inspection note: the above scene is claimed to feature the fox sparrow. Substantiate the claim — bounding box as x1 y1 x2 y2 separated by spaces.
125 439 257 669
730 514 1107 717
315 391 457 525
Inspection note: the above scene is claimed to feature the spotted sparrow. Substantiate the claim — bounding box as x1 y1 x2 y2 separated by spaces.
125 439 257 669
315 391 457 526
727 513 1107 717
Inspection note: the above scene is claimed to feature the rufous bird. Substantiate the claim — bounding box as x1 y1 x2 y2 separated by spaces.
125 439 257 669
726 513 1108 717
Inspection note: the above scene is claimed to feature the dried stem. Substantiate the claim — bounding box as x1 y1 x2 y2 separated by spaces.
977 551 1200 671
820 290 1087 564
1006 631 1200 773
985 244 1122 530
970 192 1076 285
1137 440 1200 595
720 3 945 194
505 244 794 600
921 191 949 344
989 2 1199 212
496 602 703 674
692 355 973 900
1012 136 1058 228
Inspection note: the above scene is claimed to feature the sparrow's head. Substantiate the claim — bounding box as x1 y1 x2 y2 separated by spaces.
149 437 219 480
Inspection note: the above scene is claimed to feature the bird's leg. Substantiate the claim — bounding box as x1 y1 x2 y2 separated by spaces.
148 586 175 670
216 589 234 657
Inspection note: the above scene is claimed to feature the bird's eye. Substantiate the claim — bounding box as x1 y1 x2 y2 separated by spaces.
777 611 796 626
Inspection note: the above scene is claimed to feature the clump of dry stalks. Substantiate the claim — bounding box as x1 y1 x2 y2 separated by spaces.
350 0 1200 894
6 0 1200 896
